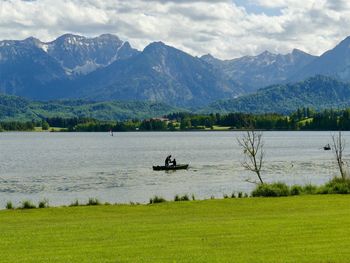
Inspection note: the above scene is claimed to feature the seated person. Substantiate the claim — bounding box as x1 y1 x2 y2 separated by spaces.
165 155 172 166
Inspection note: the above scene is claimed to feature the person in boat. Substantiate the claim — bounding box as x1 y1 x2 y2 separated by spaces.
165 155 172 167
171 158 177 167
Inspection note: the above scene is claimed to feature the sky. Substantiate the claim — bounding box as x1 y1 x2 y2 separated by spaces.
1 0 350 59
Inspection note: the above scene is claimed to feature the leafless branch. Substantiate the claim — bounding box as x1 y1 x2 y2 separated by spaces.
237 129 265 184
332 130 347 179
245 179 260 185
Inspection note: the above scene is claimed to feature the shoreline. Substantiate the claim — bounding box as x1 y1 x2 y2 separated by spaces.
0 129 345 133
3 178 349 210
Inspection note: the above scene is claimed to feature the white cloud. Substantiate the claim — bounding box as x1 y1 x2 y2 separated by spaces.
1 0 350 59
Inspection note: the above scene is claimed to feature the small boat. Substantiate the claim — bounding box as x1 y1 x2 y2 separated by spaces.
323 144 331 151
153 164 189 171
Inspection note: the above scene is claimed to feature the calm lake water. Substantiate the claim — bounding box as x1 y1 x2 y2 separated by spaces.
0 131 347 207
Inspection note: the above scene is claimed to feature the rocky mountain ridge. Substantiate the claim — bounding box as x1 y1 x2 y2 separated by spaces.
2 34 350 108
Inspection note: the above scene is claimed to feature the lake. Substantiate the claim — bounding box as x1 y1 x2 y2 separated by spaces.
0 131 346 207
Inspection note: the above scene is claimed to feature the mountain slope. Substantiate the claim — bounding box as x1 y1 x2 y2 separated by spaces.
0 94 182 121
0 94 37 121
202 49 317 91
291 37 350 82
32 100 181 121
0 37 68 98
202 76 350 114
72 42 241 107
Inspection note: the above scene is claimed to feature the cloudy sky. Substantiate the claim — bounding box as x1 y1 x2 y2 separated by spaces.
1 0 350 59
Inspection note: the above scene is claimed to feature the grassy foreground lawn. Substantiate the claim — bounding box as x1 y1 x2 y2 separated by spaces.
1 196 350 263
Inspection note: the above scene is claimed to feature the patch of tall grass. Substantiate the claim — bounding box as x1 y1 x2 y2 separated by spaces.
317 178 350 194
20 200 36 209
252 178 350 197
252 182 290 197
69 200 80 207
6 201 13 210
149 196 166 204
290 185 303 196
38 199 49 208
174 194 190 201
87 198 100 206
191 194 196 201
303 184 318 195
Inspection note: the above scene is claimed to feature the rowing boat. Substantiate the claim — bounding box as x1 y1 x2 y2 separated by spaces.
152 164 189 171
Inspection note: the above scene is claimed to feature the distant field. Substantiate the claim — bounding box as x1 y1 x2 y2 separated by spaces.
210 125 231 131
1 196 350 262
34 127 67 132
298 117 313 125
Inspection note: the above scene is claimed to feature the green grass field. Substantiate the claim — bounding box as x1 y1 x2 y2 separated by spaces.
1 195 350 263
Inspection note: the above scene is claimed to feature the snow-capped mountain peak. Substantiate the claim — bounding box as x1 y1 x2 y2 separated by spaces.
41 34 139 75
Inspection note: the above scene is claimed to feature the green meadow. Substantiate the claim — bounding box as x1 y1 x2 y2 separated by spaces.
1 195 350 263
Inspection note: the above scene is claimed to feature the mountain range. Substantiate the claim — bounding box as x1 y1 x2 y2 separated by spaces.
3 33 350 114
2 75 350 121
202 76 350 114
201 49 316 91
68 41 240 107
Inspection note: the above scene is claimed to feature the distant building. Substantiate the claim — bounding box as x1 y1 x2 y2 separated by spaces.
151 117 169 122
144 117 170 122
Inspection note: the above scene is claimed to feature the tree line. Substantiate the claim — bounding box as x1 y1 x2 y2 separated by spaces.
2 107 350 131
